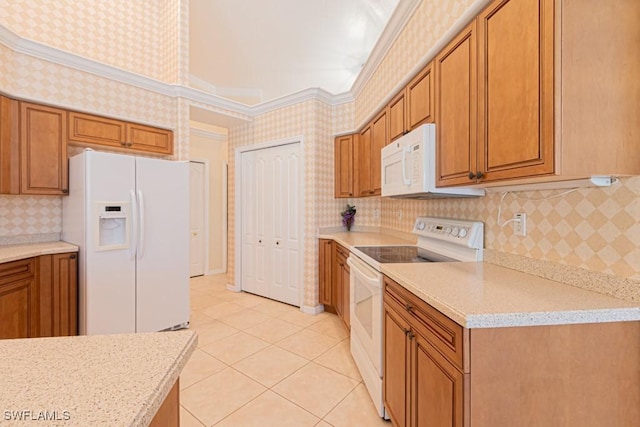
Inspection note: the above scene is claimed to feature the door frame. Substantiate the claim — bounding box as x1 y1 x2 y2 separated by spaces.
233 136 305 309
189 159 210 276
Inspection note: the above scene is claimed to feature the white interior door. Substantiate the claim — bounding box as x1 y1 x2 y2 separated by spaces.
240 142 301 306
189 161 205 277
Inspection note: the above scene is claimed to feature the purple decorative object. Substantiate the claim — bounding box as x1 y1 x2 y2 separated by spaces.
341 204 356 231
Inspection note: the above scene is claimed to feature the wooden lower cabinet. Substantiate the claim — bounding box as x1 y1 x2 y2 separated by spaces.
317 239 350 329
149 379 180 427
0 253 78 340
383 275 640 427
38 252 78 337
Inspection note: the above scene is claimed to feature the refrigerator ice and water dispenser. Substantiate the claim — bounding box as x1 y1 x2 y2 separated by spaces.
96 202 130 250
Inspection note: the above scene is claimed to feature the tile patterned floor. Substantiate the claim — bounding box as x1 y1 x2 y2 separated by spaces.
181 274 390 427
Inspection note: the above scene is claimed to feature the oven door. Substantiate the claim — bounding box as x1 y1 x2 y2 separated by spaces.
347 254 383 376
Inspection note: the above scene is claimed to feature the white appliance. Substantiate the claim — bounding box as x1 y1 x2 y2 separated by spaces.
62 149 190 335
348 217 484 418
381 124 485 198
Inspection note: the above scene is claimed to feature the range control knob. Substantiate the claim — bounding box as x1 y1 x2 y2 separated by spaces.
445 227 452 234
417 221 426 231
458 228 468 238
451 227 459 237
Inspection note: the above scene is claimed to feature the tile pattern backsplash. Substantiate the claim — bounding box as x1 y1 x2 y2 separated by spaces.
0 196 62 236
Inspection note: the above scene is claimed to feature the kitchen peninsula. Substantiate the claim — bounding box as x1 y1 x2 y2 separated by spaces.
0 330 197 426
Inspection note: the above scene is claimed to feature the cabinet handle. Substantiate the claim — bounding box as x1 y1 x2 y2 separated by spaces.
349 192 353 196
407 331 415 340
120 142 126 146
468 172 476 180
468 171 485 180
476 171 485 179
405 303 413 312
62 189 69 194
127 142 133 147
276 241 280 245
69 254 77 259
258 239 262 244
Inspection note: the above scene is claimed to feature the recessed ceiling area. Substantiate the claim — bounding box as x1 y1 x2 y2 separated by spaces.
189 0 399 106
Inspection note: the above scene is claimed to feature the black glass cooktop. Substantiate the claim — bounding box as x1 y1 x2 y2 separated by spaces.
355 246 456 264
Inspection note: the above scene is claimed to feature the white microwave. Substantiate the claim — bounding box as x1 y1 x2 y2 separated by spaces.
381 124 484 198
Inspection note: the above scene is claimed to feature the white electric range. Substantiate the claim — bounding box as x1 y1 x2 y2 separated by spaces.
347 216 484 418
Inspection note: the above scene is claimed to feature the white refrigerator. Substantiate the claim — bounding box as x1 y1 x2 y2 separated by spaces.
62 150 190 335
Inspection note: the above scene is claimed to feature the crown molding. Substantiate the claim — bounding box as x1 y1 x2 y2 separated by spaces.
350 0 422 99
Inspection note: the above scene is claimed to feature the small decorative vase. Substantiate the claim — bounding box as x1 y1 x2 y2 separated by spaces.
346 222 352 232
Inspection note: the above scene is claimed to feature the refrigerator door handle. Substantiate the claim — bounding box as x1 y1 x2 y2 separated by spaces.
130 190 138 261
137 189 146 260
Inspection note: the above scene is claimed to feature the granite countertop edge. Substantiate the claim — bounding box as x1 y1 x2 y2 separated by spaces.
134 330 198 426
0 241 79 263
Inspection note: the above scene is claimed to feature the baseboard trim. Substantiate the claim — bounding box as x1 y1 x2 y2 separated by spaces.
300 304 325 315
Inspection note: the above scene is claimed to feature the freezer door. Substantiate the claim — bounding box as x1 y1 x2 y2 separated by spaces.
135 157 190 332
84 151 137 334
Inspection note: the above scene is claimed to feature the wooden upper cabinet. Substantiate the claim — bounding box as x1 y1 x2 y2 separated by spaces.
370 110 387 196
0 96 19 194
68 111 125 149
334 134 354 198
126 123 173 155
388 91 406 142
20 102 68 195
406 61 435 130
435 21 478 187
477 0 554 183
68 111 173 156
356 125 372 197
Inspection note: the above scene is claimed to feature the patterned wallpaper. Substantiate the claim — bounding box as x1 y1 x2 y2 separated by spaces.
0 0 178 83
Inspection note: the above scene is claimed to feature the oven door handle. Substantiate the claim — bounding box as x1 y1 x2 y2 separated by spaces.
347 255 382 287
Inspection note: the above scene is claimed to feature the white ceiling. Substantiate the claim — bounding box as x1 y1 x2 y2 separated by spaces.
189 0 400 106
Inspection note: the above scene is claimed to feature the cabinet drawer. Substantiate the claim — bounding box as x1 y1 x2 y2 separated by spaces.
0 258 35 285
384 276 465 371
335 243 349 261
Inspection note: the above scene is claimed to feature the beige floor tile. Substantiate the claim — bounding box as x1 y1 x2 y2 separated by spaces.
191 293 227 311
278 310 330 327
233 345 308 387
314 339 361 381
252 299 298 316
226 292 273 308
180 349 227 389
181 368 266 426
323 383 389 427
276 329 340 360
180 406 205 427
190 278 220 293
215 390 319 427
201 301 246 319
217 309 274 330
194 320 239 347
307 315 349 340
200 331 271 364
188 311 217 330
315 421 333 427
272 362 359 418
244 316 303 343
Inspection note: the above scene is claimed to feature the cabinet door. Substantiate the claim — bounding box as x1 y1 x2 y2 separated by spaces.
477 0 554 182
0 96 19 194
0 258 38 339
384 302 411 427
342 261 350 329
20 102 68 195
370 110 387 196
52 253 78 336
356 126 372 196
334 135 354 198
126 123 173 155
435 22 477 187
412 332 464 427
318 239 333 307
388 91 406 142
335 255 344 320
407 62 435 130
68 111 126 149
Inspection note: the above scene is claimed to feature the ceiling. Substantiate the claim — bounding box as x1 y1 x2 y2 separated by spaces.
189 0 400 106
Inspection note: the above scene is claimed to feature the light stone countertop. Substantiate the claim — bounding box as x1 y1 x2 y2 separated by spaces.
383 262 640 328
0 241 78 264
0 330 197 427
318 231 640 328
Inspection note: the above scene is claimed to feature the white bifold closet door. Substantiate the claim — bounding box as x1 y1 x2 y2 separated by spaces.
241 142 301 306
